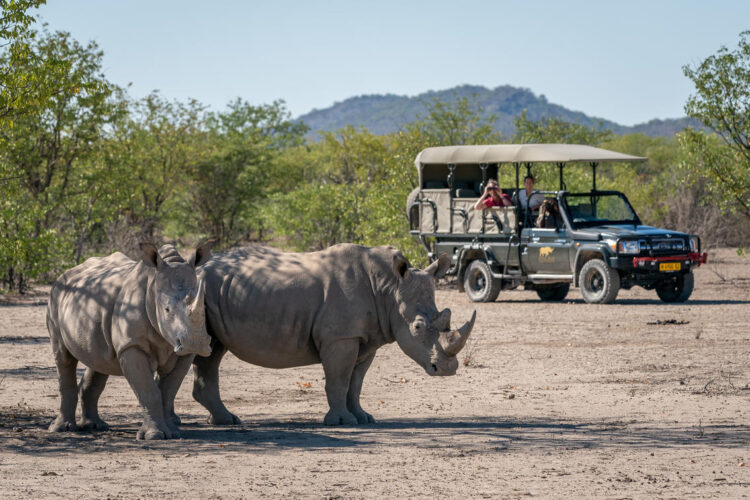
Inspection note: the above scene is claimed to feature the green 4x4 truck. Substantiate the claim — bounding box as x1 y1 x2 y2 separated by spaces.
407 144 707 304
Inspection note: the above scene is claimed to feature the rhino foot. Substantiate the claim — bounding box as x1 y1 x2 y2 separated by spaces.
137 422 178 440
137 428 166 440
49 416 78 433
351 409 375 424
207 411 241 426
324 409 358 426
78 417 110 432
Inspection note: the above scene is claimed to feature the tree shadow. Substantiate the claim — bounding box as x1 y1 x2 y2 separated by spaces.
0 301 48 308
0 336 49 345
0 365 61 379
3 410 748 457
493 298 750 306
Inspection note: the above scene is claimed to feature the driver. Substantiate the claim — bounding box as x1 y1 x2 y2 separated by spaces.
518 174 544 210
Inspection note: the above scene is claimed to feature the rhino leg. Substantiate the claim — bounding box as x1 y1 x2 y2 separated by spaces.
78 368 110 431
119 347 175 440
192 340 241 425
156 354 194 432
347 352 376 424
321 339 359 426
48 323 79 433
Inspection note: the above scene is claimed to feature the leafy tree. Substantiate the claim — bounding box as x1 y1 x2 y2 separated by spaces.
263 97 500 264
599 133 679 225
262 126 391 250
263 183 358 251
179 99 306 247
513 110 613 145
0 0 42 40
510 111 614 193
106 92 207 243
0 0 45 122
408 96 500 147
0 29 118 291
682 31 750 219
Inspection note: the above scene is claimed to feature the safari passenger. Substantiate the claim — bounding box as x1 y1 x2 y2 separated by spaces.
473 179 512 210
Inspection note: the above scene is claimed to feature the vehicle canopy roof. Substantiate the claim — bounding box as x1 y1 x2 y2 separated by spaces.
415 144 646 167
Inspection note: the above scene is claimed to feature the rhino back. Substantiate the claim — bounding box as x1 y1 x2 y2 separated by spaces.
203 244 392 369
48 252 141 375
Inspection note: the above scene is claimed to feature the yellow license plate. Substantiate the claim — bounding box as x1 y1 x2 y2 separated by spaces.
659 262 681 271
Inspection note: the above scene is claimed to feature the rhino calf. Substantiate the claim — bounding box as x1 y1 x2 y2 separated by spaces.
193 244 475 426
46 242 214 440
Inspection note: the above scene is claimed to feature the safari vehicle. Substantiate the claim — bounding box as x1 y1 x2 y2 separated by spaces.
407 144 708 304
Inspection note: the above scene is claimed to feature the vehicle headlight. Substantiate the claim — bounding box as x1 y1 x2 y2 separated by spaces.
689 237 698 253
604 238 617 252
618 240 640 255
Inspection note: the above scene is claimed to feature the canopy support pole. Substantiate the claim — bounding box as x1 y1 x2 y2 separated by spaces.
557 162 565 191
590 162 598 192
447 163 456 233
479 163 488 193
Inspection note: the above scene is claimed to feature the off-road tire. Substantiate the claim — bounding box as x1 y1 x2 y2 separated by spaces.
536 283 570 302
464 260 501 303
579 259 620 304
655 272 694 303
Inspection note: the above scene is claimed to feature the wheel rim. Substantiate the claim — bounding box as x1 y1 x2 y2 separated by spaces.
468 268 486 293
585 268 604 295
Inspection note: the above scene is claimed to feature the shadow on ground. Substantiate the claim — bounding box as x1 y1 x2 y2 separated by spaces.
0 336 50 345
493 298 750 306
0 365 59 378
2 407 748 456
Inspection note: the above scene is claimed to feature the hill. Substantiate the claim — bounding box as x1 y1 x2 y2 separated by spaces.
297 84 703 138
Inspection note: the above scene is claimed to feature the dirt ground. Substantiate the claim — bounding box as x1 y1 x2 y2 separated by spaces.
1 248 749 498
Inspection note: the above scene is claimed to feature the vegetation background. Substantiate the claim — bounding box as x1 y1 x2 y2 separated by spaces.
1 2 748 293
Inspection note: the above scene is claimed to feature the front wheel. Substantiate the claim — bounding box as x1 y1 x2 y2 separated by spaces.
656 272 694 303
536 283 570 301
464 260 501 303
579 259 620 304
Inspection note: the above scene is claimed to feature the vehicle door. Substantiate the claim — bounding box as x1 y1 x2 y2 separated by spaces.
521 226 572 274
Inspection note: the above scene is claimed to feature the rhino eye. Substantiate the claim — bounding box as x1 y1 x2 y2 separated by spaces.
165 306 170 313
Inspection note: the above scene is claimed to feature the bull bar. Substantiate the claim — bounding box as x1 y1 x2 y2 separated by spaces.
632 252 708 269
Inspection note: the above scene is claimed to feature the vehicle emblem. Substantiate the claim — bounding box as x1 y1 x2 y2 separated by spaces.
539 246 555 263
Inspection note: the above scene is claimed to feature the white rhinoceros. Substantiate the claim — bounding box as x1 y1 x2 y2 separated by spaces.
46 242 214 440
191 244 475 426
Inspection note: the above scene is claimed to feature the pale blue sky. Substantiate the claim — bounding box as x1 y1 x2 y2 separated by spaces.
36 1 750 126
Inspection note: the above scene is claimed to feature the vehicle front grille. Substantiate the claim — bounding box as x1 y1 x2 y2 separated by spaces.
648 238 685 254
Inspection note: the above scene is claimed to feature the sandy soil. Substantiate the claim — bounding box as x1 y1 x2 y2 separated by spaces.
1 248 749 498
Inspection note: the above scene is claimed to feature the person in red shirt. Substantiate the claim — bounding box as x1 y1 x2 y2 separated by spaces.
473 179 512 210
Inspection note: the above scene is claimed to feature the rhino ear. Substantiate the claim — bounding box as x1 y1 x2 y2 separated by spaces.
189 237 217 268
392 252 410 280
139 242 163 269
425 253 451 279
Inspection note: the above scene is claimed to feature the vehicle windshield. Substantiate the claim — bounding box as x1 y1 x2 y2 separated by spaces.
562 192 639 228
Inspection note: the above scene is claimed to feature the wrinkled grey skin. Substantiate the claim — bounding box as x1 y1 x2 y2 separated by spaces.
46 242 214 440
193 243 475 426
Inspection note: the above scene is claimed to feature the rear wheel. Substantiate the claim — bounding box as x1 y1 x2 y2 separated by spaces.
656 272 694 303
536 283 570 301
579 259 620 304
464 260 501 303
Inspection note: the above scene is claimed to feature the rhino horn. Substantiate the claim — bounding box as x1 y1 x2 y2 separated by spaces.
439 310 476 356
188 277 206 324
